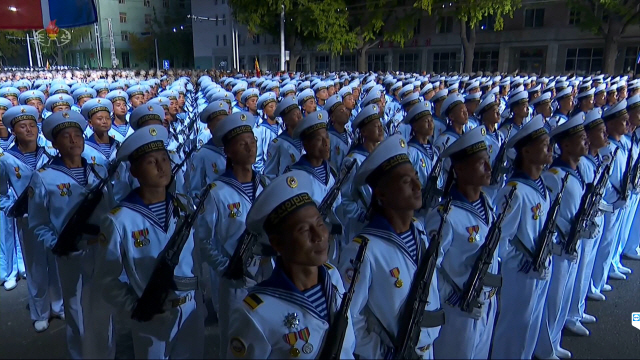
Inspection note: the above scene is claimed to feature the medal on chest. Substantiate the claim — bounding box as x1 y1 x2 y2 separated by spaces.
132 228 150 248
227 202 241 218
283 313 301 357
389 267 403 288
13 166 21 179
57 183 71 197
466 225 480 243
531 203 542 220
290 153 296 163
212 162 219 174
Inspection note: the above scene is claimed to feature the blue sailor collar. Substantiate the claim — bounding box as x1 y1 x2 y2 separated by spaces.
202 138 226 156
290 155 331 186
120 189 176 233
443 125 463 138
349 143 370 158
552 110 569 121
408 137 435 160
86 133 117 147
217 169 261 203
449 187 491 225
6 145 47 170
260 118 280 135
509 170 548 199
433 114 447 125
327 123 352 145
607 136 626 151
48 156 93 186
277 131 303 153
360 214 423 265
252 258 335 324
551 158 585 188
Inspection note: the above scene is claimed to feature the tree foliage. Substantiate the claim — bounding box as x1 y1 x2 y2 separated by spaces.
0 30 26 62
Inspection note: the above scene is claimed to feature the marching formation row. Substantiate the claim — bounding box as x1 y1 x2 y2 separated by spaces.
0 69 638 360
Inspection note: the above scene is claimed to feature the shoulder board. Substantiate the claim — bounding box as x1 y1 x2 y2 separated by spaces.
549 168 559 175
243 293 264 311
169 150 177 155
110 207 122 215
347 152 355 158
507 181 517 187
0 153 4 157
323 263 335 270
38 167 47 172
353 237 363 244
272 138 278 143
412 217 418 222
207 182 217 189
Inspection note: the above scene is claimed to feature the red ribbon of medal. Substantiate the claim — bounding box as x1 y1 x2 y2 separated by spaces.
390 267 403 288
283 332 300 357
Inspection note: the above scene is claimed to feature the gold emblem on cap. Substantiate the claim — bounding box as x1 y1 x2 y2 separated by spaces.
481 127 487 136
219 102 224 108
20 108 26 113
62 112 70 118
400 138 406 148
240 113 247 121
149 127 158 136
318 113 323 120
373 105 377 112
286 176 298 188
58 95 63 100
97 99 102 103
148 105 154 111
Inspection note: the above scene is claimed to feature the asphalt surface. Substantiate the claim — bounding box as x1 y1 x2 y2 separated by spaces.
0 260 638 359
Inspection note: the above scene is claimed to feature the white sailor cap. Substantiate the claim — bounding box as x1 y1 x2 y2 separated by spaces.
431 89 448 103
0 87 20 99
246 170 320 235
298 89 316 106
607 84 618 93
0 98 12 111
81 98 113 120
42 110 88 142
594 84 607 94
213 112 256 147
499 79 510 87
441 94 465 118
403 101 432 124
440 125 488 161
297 81 311 92
313 81 328 93
104 90 128 105
338 86 353 98
361 88 383 107
577 88 595 100
362 81 376 94
2 105 38 129
147 97 171 109
210 91 234 104
200 100 230 123
584 108 604 131
275 96 300 118
399 84 414 99
257 92 277 110
527 84 542 94
159 90 179 100
293 110 328 140
281 84 296 97
420 83 434 96
476 94 499 116
627 94 640 112
116 125 168 163
465 81 480 92
506 114 548 149
401 92 421 108
530 92 552 108
50 83 71 95
354 134 410 188
126 85 145 97
628 80 640 91
231 82 248 95
465 92 481 102
353 104 382 130
390 81 403 92
549 113 585 140
324 94 343 114
555 88 573 101
130 104 165 130
18 90 45 105
447 82 459 93
555 81 569 91
44 94 74 112
240 88 260 104
72 87 97 103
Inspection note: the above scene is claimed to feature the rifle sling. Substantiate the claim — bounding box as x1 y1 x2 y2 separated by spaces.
420 308 445 328
173 275 198 291
512 236 535 261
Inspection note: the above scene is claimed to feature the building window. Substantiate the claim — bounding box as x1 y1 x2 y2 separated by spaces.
223 35 227 46
118 0 125 4
223 14 226 25
569 9 581 25
565 48 603 75
438 16 454 34
399 53 419 73
623 46 639 74
253 35 260 44
413 19 421 36
296 57 308 72
119 12 127 23
479 15 495 30
315 55 330 71
340 54 356 71
144 14 152 25
472 50 499 72
122 51 130 68
524 8 544 28
163 0 169 8
519 48 546 73
216 35 219 46
121 31 129 41
143 0 150 7
367 54 386 72
179 0 185 9
433 52 459 73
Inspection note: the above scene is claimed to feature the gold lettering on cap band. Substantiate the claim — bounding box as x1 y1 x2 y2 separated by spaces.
129 140 166 162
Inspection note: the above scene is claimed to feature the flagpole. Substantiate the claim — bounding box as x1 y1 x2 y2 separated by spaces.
26 33 33 67
280 4 285 72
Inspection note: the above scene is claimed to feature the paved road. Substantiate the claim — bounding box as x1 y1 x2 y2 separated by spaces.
0 260 638 359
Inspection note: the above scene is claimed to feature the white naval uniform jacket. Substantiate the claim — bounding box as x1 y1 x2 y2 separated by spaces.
263 132 304 181
434 126 462 186
483 128 507 202
338 216 441 359
407 137 437 187
28 158 115 250
194 170 268 275
227 262 356 359
432 115 447 140
425 190 499 307
327 124 352 175
0 146 50 213
579 153 610 236
339 145 371 243
97 190 201 313
82 135 130 203
495 172 551 273
184 139 226 200
253 119 282 174
600 136 628 205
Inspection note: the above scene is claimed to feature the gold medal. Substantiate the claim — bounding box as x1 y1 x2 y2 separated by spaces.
395 279 403 288
290 347 301 357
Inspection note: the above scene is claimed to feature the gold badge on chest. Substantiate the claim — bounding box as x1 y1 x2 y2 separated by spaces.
212 162 219 174
13 166 21 179
227 202 241 218
531 203 542 220
290 153 296 163
132 228 150 248
466 225 480 243
282 313 302 357
56 183 71 197
390 267 403 288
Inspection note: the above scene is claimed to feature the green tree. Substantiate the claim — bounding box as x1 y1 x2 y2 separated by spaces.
0 30 26 65
37 25 93 66
568 0 640 74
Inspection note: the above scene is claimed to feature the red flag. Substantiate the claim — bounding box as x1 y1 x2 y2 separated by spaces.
0 0 97 30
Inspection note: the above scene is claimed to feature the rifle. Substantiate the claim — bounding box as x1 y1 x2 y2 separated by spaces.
489 124 512 186
394 198 452 359
460 186 516 314
318 238 369 360
52 159 121 256
7 151 55 218
421 157 444 210
317 158 356 216
565 154 615 255
532 173 569 272
619 141 634 201
131 183 214 322
629 145 640 191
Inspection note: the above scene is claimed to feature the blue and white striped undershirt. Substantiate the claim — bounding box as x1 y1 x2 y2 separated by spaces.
240 182 254 201
399 229 417 260
23 152 37 169
262 122 279 135
314 164 327 184
98 143 112 158
471 198 488 223
594 155 602 169
302 284 328 321
113 124 129 138
148 202 166 226
292 139 303 153
422 143 434 159
0 137 11 151
69 167 87 186
535 177 546 194
337 131 350 144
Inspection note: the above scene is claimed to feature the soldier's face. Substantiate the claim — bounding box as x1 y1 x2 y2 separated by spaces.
27 99 44 116
564 131 589 157
513 102 529 119
483 105 500 125
587 124 607 150
225 132 257 166
537 102 552 118
524 135 553 166
13 120 38 143
465 101 479 115
361 118 384 144
581 96 594 111
317 89 328 100
411 114 434 137
303 98 316 114
246 97 258 112
376 163 422 211
53 127 85 158
131 150 172 188
449 103 468 125
98 91 108 98
628 108 640 128
263 102 276 119
270 205 329 267
131 95 145 108
169 100 179 116
90 111 111 134
178 94 185 107
302 129 330 161
454 151 491 187
52 105 71 113
331 104 350 125
343 94 355 110
606 115 628 136
327 86 335 96
283 108 303 130
7 96 18 106
77 98 89 108
113 100 127 117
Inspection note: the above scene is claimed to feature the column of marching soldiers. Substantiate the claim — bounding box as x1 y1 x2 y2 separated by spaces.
0 69 638 360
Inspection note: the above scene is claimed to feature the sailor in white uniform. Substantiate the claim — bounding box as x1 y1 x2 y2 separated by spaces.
325 95 353 175
95 125 206 359
264 97 305 180
534 115 589 360
427 126 498 359
477 94 508 202
105 90 134 142
430 89 449 141
185 100 230 200
226 171 356 359
565 109 609 335
490 116 554 360
338 134 442 359
622 95 640 260
0 105 63 332
434 94 468 188
254 92 281 174
404 102 437 187
28 111 116 359
44 94 73 116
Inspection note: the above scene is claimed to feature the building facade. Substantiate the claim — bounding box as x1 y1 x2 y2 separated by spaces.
192 0 639 75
